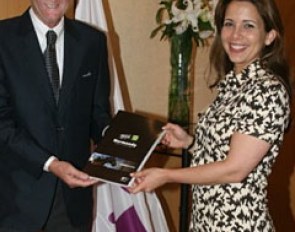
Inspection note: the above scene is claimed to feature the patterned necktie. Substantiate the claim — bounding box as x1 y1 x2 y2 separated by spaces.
44 30 60 104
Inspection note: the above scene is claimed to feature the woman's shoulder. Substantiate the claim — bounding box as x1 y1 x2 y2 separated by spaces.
250 69 288 97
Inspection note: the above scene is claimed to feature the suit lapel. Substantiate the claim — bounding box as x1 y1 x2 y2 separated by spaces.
19 11 57 108
58 19 84 111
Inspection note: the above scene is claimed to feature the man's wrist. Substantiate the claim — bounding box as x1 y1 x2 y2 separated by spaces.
43 156 58 172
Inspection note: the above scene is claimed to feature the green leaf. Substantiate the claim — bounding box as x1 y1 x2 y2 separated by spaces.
150 25 164 38
198 20 214 31
155 7 165 24
193 36 204 47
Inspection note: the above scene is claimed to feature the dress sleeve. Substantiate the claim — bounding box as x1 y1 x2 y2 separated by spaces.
235 79 290 145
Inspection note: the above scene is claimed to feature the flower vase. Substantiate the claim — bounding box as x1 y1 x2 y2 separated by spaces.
168 31 193 128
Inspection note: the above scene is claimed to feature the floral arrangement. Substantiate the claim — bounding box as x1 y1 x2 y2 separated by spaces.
151 0 216 125
151 0 216 45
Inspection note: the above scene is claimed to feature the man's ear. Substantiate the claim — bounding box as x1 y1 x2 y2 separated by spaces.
265 29 277 46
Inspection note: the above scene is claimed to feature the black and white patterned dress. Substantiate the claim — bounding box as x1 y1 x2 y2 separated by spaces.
190 60 290 232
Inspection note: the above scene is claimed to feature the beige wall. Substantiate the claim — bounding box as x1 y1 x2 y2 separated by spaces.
0 0 294 231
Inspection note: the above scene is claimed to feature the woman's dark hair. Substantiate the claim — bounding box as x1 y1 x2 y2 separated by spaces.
209 0 292 96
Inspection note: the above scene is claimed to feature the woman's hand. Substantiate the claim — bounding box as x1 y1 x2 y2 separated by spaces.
128 168 169 193
162 123 194 149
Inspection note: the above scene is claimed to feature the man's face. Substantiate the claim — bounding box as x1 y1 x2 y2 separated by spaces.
31 0 70 28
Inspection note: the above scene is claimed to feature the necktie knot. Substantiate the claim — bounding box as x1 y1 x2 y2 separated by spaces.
46 30 57 46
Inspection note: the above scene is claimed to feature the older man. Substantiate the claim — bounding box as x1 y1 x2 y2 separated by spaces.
0 0 111 231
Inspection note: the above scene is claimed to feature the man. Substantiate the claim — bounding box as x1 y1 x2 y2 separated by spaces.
0 0 111 231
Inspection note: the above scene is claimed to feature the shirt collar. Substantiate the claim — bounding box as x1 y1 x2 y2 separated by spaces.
218 60 264 93
29 8 64 39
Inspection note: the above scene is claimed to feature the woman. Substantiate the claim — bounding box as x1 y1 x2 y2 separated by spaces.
130 0 292 231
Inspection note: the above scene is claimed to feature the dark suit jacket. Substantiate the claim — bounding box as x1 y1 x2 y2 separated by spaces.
0 10 111 230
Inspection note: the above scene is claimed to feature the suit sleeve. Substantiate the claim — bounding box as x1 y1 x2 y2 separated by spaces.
91 33 111 143
0 54 49 178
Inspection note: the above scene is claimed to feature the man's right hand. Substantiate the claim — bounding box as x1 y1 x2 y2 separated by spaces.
48 159 99 188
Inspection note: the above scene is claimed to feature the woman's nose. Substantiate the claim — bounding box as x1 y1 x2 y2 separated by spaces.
231 26 243 39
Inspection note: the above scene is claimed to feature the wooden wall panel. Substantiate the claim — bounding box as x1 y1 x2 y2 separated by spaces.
0 0 30 19
277 0 295 68
269 1 295 232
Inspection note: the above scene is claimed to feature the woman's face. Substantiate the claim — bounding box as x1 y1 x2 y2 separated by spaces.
31 0 70 28
221 1 276 73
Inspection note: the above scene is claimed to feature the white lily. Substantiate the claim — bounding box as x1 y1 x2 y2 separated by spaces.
199 30 214 39
165 0 200 34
